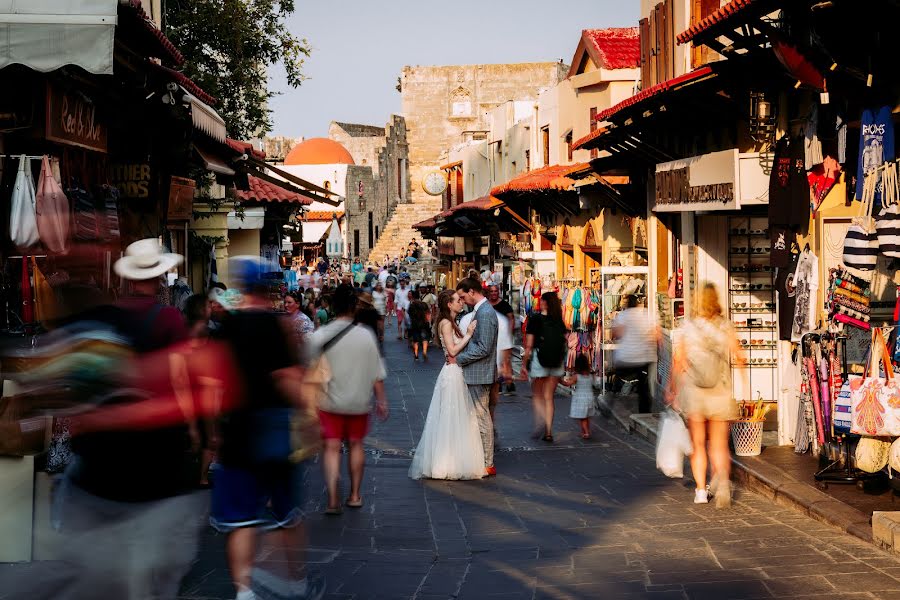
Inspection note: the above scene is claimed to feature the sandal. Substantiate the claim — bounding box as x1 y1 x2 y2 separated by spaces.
345 496 364 509
324 506 343 516
541 433 554 443
580 433 591 440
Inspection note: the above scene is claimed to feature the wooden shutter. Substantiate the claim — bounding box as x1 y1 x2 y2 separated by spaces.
589 107 598 159
639 18 650 90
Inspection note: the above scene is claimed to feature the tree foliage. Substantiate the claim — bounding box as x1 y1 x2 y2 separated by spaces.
164 0 310 139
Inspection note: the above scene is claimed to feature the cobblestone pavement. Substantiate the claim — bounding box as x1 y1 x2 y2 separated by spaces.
181 331 900 600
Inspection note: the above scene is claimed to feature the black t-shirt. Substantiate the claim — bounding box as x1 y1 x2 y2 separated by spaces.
775 257 798 341
408 300 429 327
217 310 296 467
492 300 514 317
768 135 810 236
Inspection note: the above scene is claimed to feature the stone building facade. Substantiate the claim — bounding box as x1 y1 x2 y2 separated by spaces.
262 135 304 161
400 62 569 207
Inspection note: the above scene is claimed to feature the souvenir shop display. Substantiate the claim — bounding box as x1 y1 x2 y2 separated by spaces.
599 266 649 391
557 279 601 371
728 216 777 405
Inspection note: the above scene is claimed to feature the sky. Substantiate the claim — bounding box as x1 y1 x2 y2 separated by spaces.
267 0 639 139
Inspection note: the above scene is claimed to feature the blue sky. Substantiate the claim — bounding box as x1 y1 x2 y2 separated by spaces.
267 0 639 138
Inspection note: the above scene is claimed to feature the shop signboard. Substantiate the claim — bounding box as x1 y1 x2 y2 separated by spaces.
110 163 151 199
655 149 738 212
46 82 107 153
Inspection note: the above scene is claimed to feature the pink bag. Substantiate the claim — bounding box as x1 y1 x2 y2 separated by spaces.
35 155 70 254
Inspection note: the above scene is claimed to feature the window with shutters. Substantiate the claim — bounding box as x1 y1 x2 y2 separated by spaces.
589 108 598 159
353 230 360 258
564 131 573 161
525 150 531 172
640 0 677 88
690 0 721 68
541 127 550 166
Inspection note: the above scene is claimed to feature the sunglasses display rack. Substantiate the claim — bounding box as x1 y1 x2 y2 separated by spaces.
728 216 778 408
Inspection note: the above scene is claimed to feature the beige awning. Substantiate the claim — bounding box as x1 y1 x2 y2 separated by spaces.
183 86 226 142
0 1 117 74
194 145 235 176
227 207 265 230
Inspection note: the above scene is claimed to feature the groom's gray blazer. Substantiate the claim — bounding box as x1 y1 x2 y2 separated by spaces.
456 300 499 385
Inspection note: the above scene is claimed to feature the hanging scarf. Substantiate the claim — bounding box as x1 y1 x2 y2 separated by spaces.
570 287 582 330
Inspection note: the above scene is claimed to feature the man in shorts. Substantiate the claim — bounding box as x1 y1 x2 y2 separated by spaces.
311 285 388 514
211 257 324 600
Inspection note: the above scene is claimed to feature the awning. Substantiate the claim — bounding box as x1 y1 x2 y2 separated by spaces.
183 86 226 142
194 145 235 176
227 207 265 229
236 175 312 205
148 62 216 105
491 164 587 196
302 221 331 244
0 0 117 74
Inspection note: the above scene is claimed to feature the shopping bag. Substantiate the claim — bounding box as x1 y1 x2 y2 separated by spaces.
850 329 900 436
35 155 70 254
656 409 692 478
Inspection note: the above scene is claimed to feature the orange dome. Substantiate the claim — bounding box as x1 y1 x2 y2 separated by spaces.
284 137 355 166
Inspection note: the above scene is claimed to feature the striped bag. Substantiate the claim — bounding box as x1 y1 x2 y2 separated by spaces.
843 184 878 270
876 204 900 259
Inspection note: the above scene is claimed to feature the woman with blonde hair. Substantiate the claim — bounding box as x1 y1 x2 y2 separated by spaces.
667 282 743 508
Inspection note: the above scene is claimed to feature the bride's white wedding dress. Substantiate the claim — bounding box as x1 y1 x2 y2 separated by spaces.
409 334 485 480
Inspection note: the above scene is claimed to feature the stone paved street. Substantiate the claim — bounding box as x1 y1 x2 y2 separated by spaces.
181 333 900 600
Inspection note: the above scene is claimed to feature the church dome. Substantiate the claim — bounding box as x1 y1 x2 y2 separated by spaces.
284 137 355 166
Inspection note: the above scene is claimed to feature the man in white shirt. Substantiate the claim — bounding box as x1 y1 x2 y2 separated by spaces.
611 295 659 413
310 285 387 514
394 280 411 339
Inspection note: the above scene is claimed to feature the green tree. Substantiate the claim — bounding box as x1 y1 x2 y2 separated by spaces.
164 0 310 139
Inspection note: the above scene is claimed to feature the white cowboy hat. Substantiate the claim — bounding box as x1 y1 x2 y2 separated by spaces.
114 238 183 281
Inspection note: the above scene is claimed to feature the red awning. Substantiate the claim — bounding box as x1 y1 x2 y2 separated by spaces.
438 195 504 218
227 138 267 161
120 0 185 66
237 175 311 205
304 211 344 221
412 218 437 230
676 0 760 46
491 164 587 196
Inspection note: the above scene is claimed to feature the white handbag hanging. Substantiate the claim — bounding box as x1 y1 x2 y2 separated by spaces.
842 175 878 271
9 155 40 249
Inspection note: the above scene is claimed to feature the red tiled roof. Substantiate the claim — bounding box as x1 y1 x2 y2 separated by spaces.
583 28 641 70
120 0 185 66
226 138 267 161
146 62 216 105
676 0 760 45
439 195 504 218
571 127 609 151
236 175 311 205
303 211 343 221
492 164 587 196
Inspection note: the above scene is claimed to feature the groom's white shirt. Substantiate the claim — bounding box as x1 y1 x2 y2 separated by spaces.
459 297 486 334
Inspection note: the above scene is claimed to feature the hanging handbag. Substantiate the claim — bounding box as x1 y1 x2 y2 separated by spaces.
876 202 900 259
9 156 39 249
35 155 70 254
850 329 900 436
843 179 878 271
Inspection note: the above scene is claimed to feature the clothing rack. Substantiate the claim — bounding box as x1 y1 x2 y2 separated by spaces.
0 155 47 160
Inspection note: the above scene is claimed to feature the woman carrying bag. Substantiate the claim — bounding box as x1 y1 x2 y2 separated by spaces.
519 292 567 442
667 282 743 508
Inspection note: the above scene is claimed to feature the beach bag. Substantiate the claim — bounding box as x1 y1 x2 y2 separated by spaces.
656 409 692 478
843 187 878 271
35 155 70 254
850 329 900 436
876 202 900 259
9 156 39 249
856 436 891 473
686 321 727 389
537 317 567 368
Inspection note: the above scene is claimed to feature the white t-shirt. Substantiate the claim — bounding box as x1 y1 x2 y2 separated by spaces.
395 287 411 310
311 320 386 415
378 270 390 287
611 307 656 366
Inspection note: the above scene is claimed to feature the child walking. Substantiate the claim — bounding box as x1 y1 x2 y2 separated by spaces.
563 354 597 439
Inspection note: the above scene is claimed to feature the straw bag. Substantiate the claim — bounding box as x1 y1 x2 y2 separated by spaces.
843 177 878 271
889 437 900 473
850 329 900 436
856 436 891 473
9 156 39 249
35 155 70 254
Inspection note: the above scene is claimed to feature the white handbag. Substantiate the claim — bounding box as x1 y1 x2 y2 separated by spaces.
9 156 39 249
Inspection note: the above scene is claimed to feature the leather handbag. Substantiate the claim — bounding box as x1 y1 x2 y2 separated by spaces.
850 329 900 436
9 156 39 249
35 155 70 254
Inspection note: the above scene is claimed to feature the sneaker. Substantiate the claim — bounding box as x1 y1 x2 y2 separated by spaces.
235 588 257 600
693 488 709 504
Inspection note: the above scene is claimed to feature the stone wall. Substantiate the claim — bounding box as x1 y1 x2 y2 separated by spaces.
400 62 568 206
343 165 378 259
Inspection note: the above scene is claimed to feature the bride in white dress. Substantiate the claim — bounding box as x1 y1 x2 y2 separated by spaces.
409 290 485 480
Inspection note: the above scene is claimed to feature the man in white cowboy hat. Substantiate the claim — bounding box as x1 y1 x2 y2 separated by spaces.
53 238 207 600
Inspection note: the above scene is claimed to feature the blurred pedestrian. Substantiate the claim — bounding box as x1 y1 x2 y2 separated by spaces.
519 292 567 443
487 284 515 420
407 290 431 361
561 354 596 439
668 282 741 508
394 280 410 339
611 294 659 414
211 257 324 600
311 284 387 514
285 291 315 342
372 282 387 342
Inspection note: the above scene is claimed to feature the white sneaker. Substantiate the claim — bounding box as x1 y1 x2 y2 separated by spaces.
694 488 709 504
235 589 256 600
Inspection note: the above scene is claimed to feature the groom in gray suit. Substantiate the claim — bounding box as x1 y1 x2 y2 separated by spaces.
451 277 499 475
